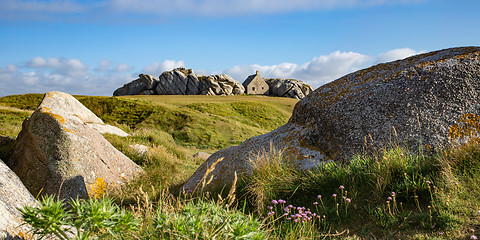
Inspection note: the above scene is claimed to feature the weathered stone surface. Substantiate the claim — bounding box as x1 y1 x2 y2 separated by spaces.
182 46 480 193
88 123 129 137
113 74 159 96
201 74 244 96
192 152 211 161
8 91 143 200
128 144 149 156
0 159 38 239
155 68 191 95
115 67 244 96
265 78 313 99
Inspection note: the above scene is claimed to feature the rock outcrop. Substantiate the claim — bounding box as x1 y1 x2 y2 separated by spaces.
113 74 159 96
182 46 480 193
0 159 38 239
200 74 245 96
8 91 143 200
265 78 314 99
114 67 245 96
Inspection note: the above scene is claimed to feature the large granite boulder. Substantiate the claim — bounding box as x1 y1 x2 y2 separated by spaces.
113 74 159 96
155 67 203 95
182 46 480 193
115 67 245 96
7 91 143 200
265 78 314 99
0 159 39 239
201 74 245 96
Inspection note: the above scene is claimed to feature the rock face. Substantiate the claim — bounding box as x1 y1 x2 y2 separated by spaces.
113 74 159 96
7 91 143 200
182 46 480 193
265 78 314 99
200 74 245 96
114 67 245 96
0 159 39 239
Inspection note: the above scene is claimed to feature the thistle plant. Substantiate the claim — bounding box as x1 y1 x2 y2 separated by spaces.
20 195 139 240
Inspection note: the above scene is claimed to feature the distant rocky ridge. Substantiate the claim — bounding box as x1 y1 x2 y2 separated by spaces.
114 67 245 97
182 46 480 193
113 67 312 99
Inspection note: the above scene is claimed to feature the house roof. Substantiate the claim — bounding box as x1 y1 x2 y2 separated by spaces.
242 74 257 87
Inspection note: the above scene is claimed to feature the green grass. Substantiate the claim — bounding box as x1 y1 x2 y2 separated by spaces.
3 93 480 239
240 142 480 239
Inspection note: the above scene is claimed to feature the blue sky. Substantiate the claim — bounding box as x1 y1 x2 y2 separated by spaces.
0 0 479 96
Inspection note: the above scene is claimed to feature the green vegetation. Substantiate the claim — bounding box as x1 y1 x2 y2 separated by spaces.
20 196 139 240
2 93 480 239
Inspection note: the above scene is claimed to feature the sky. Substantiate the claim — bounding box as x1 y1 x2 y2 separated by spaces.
0 0 479 97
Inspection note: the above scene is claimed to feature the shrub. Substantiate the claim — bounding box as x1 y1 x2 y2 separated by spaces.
20 196 139 240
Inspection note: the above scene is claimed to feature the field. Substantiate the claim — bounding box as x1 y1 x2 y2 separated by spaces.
1 93 480 239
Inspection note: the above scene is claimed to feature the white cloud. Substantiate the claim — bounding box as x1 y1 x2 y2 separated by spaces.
107 0 422 16
225 51 371 88
94 60 113 72
375 48 422 64
0 48 424 97
26 57 90 77
142 60 185 77
0 57 135 97
0 0 86 13
113 63 132 73
0 0 425 21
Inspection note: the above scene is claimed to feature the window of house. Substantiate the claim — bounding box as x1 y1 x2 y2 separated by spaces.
252 87 255 91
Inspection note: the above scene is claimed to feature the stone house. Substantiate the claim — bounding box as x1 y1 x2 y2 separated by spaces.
242 71 270 95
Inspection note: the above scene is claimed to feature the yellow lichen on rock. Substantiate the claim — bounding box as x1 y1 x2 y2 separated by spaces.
88 177 107 199
449 113 480 139
39 107 66 124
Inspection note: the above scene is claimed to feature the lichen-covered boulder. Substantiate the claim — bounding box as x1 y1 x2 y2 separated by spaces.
201 74 245 96
155 67 203 95
113 74 159 96
265 78 313 99
0 159 38 239
182 46 480 193
7 91 143 200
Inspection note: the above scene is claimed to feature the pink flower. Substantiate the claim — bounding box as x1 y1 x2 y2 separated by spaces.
391 192 396 196
332 194 337 197
471 235 477 240
387 197 393 201
272 200 279 205
313 202 318 205
346 198 351 203
278 199 286 204
317 195 322 199
339 185 345 190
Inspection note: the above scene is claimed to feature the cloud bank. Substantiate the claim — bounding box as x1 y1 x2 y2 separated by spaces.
225 51 372 88
0 0 424 21
0 48 421 97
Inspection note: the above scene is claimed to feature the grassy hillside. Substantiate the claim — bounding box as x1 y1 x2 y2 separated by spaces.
0 93 297 188
0 94 297 149
3 93 480 239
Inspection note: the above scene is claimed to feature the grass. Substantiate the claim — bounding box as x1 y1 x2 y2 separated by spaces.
240 142 480 239
2 93 480 239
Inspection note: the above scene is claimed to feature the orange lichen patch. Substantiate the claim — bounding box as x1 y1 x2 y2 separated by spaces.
39 107 66 124
449 113 480 140
88 177 107 199
62 127 76 133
